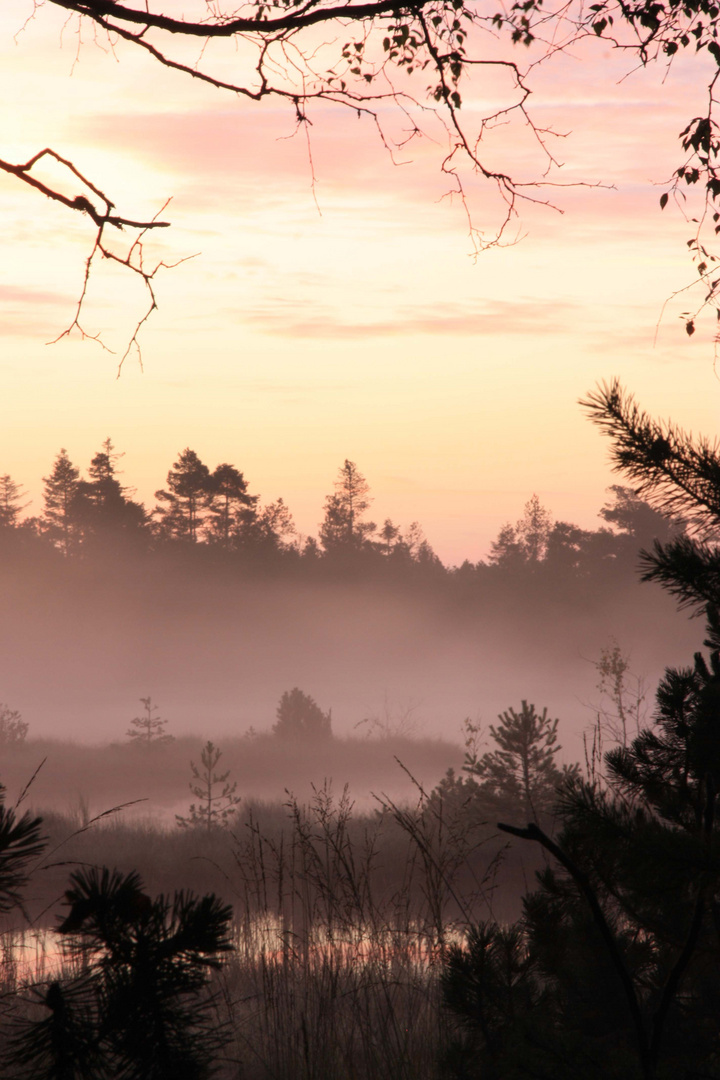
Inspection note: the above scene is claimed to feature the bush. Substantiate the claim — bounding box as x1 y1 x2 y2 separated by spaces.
272 688 332 741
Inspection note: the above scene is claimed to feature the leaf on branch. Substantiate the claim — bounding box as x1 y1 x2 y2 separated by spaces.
660 192 669 209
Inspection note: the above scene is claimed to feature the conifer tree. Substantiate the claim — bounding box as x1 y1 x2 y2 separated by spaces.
42 448 81 556
0 474 29 529
126 697 172 746
253 497 298 552
488 494 553 567
273 688 333 740
515 494 552 563
319 460 375 552
205 462 257 546
154 448 211 542
463 701 576 823
175 742 241 829
442 384 720 1080
76 438 147 544
12 867 234 1080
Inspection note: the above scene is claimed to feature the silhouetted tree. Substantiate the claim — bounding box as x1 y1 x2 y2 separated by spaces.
0 781 46 915
15 0 720 353
379 518 401 556
462 701 576 824
42 449 81 556
543 520 595 574
241 497 298 555
154 449 211 543
442 385 720 1080
319 460 375 553
600 484 679 542
205 462 257 547
515 494 552 563
126 696 172 746
444 633 720 1080
273 688 333 741
258 498 297 550
12 867 234 1080
175 742 241 829
487 522 526 569
0 474 29 529
489 494 553 569
75 438 147 545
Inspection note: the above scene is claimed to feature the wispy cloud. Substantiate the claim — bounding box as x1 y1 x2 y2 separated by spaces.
239 297 577 339
0 284 71 306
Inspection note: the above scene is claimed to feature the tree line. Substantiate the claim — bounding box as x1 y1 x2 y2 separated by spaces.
0 443 684 581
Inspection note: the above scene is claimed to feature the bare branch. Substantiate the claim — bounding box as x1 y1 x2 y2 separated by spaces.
0 148 170 231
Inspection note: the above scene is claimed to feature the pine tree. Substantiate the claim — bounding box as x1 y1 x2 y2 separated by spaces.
0 474 29 528
442 384 720 1080
126 697 172 746
599 484 681 544
154 449 211 542
488 494 553 568
42 448 81 556
175 742 241 829
462 701 576 823
319 460 375 552
12 867 234 1080
76 438 147 545
273 688 333 741
254 497 298 551
515 494 552 563
487 522 525 568
205 462 257 546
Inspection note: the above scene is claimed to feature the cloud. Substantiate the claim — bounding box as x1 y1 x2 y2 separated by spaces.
238 297 578 339
0 284 74 338
0 284 71 306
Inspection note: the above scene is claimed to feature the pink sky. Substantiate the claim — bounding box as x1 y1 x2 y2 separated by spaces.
1 2 718 563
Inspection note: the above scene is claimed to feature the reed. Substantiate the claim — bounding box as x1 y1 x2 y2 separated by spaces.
2 781 539 1078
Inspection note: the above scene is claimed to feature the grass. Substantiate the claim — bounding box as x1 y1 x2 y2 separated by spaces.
0 745 542 1079
0 732 465 819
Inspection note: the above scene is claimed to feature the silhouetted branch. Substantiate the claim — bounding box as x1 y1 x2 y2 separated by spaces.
0 149 170 232
0 149 178 365
498 819 653 1079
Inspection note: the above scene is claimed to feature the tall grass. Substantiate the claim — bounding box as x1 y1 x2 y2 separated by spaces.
2 781 540 1078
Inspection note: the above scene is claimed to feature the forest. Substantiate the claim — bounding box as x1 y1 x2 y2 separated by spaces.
0 382 719 1077
0 441 687 577
0 432 701 744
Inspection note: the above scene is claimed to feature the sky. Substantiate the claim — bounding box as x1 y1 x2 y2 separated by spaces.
1 0 719 565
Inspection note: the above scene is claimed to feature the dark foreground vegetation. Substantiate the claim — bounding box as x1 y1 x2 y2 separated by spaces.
3 381 720 1078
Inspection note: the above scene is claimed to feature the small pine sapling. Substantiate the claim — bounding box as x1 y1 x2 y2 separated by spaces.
11 866 234 1079
463 700 578 823
176 741 241 830
126 696 173 746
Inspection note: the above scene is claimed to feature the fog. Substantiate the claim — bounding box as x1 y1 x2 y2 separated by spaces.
0 548 700 780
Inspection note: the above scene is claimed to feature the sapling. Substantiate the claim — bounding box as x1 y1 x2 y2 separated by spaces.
176 741 241 830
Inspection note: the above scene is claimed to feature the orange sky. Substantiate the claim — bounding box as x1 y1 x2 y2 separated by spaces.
1 1 718 563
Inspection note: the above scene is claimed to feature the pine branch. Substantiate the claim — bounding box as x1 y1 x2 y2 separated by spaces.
581 379 720 534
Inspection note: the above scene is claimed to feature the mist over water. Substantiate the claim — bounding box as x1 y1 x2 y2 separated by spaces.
0 550 699 775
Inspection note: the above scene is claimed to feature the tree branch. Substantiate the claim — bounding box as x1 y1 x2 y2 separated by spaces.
498 819 653 1080
49 0 413 38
